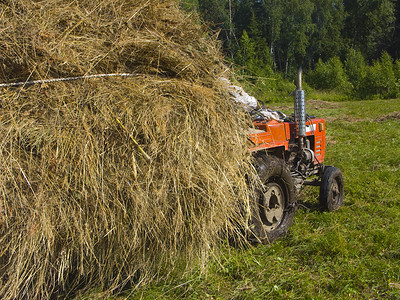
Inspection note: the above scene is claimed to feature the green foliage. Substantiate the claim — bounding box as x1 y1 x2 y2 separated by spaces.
308 51 400 99
179 0 199 12
307 56 351 91
364 52 398 99
344 49 368 97
235 30 273 77
232 70 295 103
308 0 346 66
261 0 283 68
278 0 315 72
191 0 400 88
343 0 396 59
234 28 294 103
198 0 228 29
235 30 255 68
393 59 400 79
190 0 400 101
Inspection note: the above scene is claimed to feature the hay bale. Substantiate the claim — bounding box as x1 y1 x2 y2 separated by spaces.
0 0 254 297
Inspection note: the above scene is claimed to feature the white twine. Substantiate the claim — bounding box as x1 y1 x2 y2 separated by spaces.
0 73 142 88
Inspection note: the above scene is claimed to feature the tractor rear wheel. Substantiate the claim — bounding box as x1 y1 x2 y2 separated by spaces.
319 166 344 211
249 155 297 244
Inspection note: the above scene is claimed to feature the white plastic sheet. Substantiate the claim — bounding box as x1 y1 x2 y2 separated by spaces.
220 77 286 122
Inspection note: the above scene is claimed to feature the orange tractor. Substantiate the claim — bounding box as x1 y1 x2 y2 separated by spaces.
248 68 344 243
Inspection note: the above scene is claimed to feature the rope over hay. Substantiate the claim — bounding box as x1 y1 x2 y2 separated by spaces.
0 73 143 87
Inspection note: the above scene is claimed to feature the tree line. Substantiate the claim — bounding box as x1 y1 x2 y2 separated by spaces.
182 0 400 99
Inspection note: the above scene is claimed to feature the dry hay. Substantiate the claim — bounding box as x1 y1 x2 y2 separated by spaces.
375 112 400 122
0 0 255 298
306 99 341 110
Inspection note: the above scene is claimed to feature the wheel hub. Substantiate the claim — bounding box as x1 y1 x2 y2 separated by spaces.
331 180 340 204
260 183 284 232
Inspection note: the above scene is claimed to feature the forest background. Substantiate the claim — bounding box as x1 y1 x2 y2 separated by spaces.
181 0 400 101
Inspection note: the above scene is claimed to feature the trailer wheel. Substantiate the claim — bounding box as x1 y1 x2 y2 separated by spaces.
250 155 297 244
319 166 344 211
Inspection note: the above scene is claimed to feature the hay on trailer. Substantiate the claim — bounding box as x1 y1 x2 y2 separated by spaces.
0 0 255 298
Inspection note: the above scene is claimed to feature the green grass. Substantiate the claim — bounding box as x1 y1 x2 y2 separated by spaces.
307 89 350 102
112 98 400 299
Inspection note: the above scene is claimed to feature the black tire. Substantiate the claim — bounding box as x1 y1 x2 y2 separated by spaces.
319 166 344 211
249 155 297 244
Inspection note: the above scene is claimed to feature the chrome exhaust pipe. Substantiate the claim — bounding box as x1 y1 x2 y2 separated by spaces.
294 67 306 138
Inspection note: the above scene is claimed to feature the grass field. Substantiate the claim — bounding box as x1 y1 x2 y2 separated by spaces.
109 98 400 299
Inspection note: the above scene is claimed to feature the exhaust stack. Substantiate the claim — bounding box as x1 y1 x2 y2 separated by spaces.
294 67 306 138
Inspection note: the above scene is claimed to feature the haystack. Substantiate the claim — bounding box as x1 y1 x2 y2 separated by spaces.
0 0 255 298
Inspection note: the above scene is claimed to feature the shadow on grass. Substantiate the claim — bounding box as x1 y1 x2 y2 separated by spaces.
297 199 323 212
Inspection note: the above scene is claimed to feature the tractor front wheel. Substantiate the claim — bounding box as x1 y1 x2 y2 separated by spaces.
319 166 344 211
249 155 297 244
